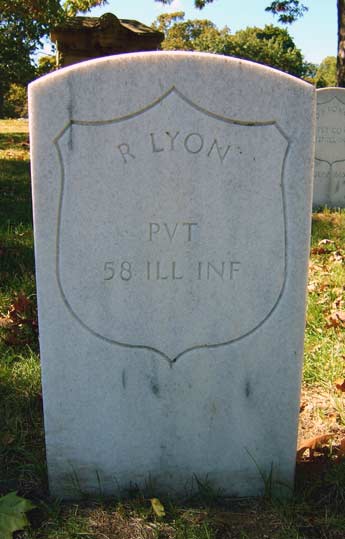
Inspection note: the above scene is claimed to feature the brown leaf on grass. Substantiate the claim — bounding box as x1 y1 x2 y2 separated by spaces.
9 294 32 320
335 378 345 392
297 434 333 462
332 295 345 310
326 311 345 328
311 246 328 255
319 283 329 292
311 239 336 256
326 313 339 328
0 293 38 346
0 317 12 328
336 311 345 322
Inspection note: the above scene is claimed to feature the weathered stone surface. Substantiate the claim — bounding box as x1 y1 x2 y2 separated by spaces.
51 13 164 67
314 87 345 208
29 52 315 498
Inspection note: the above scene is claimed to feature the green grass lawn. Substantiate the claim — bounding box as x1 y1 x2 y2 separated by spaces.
1 119 345 538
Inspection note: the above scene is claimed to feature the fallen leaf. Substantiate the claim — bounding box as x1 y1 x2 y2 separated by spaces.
150 498 165 518
335 378 345 391
0 317 12 328
297 434 333 462
9 294 32 321
0 293 38 347
336 311 345 323
326 311 345 328
311 246 327 255
0 492 35 539
332 296 344 309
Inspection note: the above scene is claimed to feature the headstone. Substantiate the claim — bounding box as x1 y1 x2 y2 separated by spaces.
29 52 315 499
314 87 345 208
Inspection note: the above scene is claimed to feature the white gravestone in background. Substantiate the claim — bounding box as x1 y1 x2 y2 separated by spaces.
314 87 345 208
29 52 315 498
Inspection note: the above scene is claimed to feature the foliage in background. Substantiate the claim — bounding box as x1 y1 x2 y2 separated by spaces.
154 12 312 78
265 0 308 23
36 55 57 78
0 0 107 117
1 56 56 119
315 56 337 88
0 9 36 117
156 0 345 88
0 0 341 119
223 24 310 78
2 85 28 119
156 0 309 18
153 12 231 54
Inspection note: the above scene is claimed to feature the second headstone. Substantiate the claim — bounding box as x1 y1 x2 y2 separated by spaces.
314 87 345 208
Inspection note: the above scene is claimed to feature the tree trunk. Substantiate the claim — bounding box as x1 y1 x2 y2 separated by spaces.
337 0 345 86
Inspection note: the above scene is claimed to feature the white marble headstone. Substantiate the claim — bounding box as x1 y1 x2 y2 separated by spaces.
314 87 345 208
29 52 314 498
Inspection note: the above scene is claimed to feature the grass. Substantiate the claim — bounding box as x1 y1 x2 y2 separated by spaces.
304 212 345 387
1 119 345 538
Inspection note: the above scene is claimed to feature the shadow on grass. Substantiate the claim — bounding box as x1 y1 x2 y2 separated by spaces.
311 209 345 246
0 351 46 499
0 158 34 291
0 132 29 151
0 159 32 227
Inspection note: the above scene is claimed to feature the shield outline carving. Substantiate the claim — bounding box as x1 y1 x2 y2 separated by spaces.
54 86 289 363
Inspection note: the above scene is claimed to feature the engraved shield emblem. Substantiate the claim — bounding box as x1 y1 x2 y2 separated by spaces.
56 88 288 362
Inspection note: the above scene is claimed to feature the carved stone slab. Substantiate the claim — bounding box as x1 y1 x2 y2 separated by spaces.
314 88 345 207
29 52 314 498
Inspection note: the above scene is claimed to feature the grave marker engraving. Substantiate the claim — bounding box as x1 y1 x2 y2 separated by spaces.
29 52 315 498
314 87 345 207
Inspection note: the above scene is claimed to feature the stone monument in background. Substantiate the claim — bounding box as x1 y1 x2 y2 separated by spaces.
314 87 345 208
51 13 164 67
29 52 315 498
